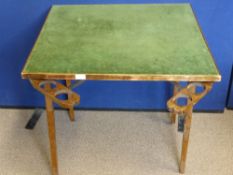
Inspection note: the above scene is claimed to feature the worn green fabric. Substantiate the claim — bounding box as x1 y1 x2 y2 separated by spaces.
23 4 219 76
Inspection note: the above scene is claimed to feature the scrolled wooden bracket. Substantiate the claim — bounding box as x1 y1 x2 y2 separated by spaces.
167 82 213 115
29 79 80 109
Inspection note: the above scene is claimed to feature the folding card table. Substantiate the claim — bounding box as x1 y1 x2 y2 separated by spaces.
21 4 221 175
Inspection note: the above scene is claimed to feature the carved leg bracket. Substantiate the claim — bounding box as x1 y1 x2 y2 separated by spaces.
167 82 213 173
167 82 212 115
29 79 82 175
30 79 80 109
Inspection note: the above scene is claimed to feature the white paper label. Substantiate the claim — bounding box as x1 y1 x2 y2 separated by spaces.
75 74 86 80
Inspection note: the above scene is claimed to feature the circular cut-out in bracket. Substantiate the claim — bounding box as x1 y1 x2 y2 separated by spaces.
173 94 192 108
188 83 206 95
39 80 57 89
55 89 72 101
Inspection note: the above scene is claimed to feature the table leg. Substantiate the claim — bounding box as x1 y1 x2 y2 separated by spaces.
45 91 59 175
167 82 212 173
66 80 75 121
29 79 80 175
171 83 178 123
179 85 195 173
179 107 192 173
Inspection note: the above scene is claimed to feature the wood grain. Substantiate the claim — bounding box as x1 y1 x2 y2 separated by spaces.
66 80 75 121
45 84 59 175
22 72 221 82
179 105 193 173
170 82 179 123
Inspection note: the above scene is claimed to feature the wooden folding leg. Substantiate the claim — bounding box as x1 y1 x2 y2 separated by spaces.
179 107 192 173
171 83 178 123
167 82 212 173
170 111 176 123
29 79 81 175
66 80 75 121
45 91 59 175
179 85 195 173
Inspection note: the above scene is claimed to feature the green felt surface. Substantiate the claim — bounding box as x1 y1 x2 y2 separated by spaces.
23 4 219 76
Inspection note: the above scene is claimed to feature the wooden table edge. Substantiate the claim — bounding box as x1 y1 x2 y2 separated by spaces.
21 72 221 82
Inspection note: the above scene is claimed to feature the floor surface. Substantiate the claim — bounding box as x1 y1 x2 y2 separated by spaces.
0 109 232 175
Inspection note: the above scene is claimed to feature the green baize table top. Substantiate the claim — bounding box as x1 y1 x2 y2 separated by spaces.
22 4 221 82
